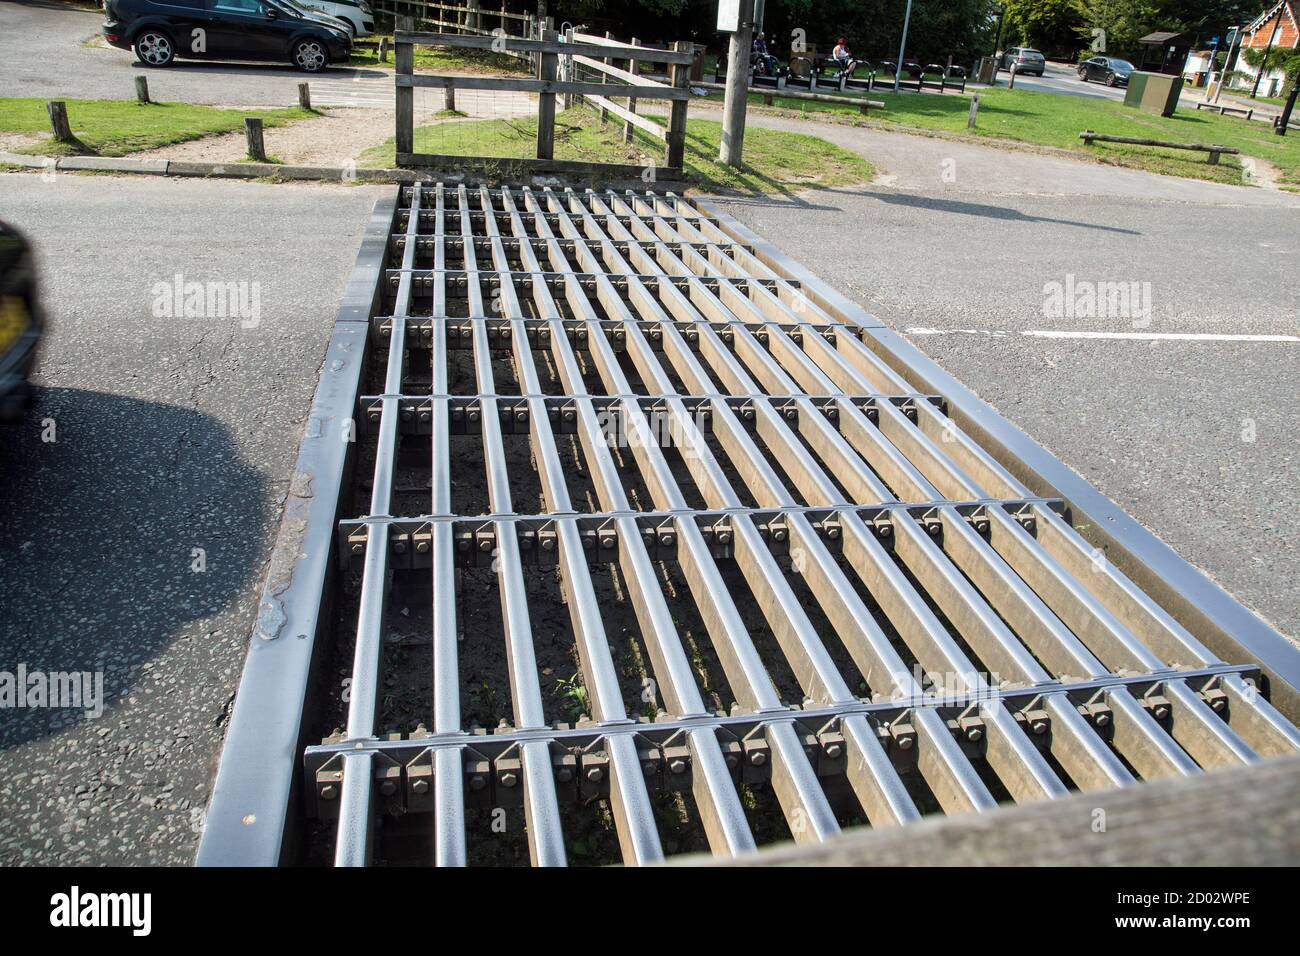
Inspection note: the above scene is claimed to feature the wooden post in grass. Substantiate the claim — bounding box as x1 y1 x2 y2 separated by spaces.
378 37 388 62
624 36 640 143
445 79 456 113
46 101 73 143
665 40 690 172
395 16 414 159
298 82 311 110
245 117 266 161
536 28 558 160
134 76 150 104
967 94 979 129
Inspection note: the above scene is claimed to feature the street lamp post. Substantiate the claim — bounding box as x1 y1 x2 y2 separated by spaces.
894 0 914 93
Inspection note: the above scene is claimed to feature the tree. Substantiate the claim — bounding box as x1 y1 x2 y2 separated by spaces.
1071 0 1164 59
1002 0 1084 58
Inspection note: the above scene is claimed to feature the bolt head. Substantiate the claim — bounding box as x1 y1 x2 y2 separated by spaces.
642 763 657 776
319 784 338 800
411 779 430 795
500 771 518 788
669 758 687 774
586 767 604 783
379 780 398 796
469 774 487 791
1031 720 1048 735
896 735 914 751
556 768 573 783
1154 705 1169 720
749 750 767 767
966 726 983 742
1211 697 1227 712
1094 712 1110 727
823 743 843 759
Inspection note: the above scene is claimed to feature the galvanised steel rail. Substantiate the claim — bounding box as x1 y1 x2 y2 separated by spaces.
198 184 1300 866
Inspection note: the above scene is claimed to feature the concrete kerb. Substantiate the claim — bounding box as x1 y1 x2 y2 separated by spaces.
0 151 421 183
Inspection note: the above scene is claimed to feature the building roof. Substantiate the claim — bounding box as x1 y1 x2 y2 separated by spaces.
1138 31 1193 45
1245 1 1298 35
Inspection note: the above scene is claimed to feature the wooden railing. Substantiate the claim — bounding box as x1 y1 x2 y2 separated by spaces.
393 24 694 178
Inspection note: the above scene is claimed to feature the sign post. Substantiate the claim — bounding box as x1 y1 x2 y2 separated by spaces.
718 0 755 167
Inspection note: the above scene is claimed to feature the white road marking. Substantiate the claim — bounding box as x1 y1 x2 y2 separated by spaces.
905 327 1300 343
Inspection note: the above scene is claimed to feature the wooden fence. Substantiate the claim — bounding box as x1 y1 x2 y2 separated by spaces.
394 24 694 178
376 0 539 66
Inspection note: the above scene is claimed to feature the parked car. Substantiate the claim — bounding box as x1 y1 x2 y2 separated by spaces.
1000 47 1045 76
0 222 42 422
295 0 373 38
1078 55 1134 87
103 0 352 73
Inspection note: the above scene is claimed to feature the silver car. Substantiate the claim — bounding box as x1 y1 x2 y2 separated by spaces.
1001 47 1045 76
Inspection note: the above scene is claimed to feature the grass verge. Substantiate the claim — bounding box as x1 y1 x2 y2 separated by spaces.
349 40 528 75
357 106 872 193
728 85 1300 189
0 98 315 157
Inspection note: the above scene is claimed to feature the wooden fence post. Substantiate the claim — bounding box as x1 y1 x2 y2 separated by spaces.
245 117 266 161
624 36 640 143
46 101 73 143
665 40 690 172
395 16 414 160
298 82 312 110
599 31 613 124
560 25 573 111
378 37 388 62
967 94 979 129
445 79 456 113
536 28 558 159
134 76 150 104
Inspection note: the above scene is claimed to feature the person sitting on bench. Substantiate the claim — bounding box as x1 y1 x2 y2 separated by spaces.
752 32 779 77
832 37 857 77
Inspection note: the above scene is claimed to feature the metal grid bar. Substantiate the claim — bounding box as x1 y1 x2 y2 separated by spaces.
199 183 1300 867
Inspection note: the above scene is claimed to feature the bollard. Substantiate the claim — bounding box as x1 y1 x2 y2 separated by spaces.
47 101 73 142
298 82 311 110
135 76 150 104
1008 63 1017 90
378 37 388 62
967 94 979 129
245 117 266 161
445 81 456 113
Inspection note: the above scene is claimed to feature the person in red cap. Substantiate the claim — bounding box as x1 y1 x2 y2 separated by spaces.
832 36 857 77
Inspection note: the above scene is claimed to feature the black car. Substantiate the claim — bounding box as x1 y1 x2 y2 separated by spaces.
103 0 352 73
1078 56 1134 87
0 223 42 422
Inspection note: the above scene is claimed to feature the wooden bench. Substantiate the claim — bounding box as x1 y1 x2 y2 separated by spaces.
1195 101 1254 120
1079 129 1241 165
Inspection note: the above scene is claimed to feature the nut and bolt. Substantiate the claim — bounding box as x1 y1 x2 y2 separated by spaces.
823 742 843 760
319 784 338 801
499 772 518 788
668 758 687 775
379 780 398 797
411 779 430 795
586 766 604 783
749 750 767 767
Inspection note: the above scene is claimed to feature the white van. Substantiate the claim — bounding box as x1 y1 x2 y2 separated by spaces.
294 0 375 37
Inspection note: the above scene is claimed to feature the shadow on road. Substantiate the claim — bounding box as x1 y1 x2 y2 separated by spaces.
839 189 1141 233
0 387 267 750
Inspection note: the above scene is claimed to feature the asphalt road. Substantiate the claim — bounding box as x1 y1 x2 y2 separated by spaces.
0 173 387 864
988 59 1128 102
710 125 1300 644
2 0 391 107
